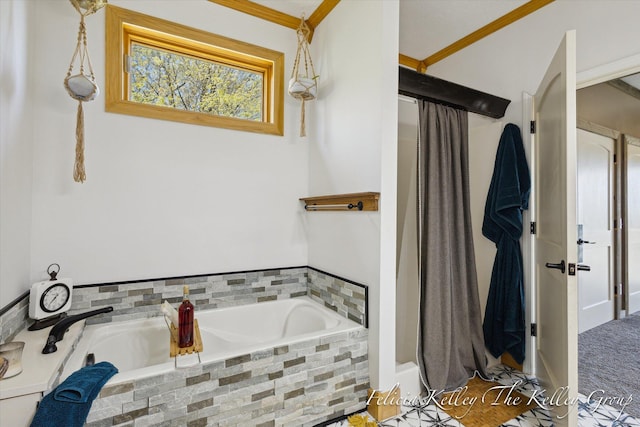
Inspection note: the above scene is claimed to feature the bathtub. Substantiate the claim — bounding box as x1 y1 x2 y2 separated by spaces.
61 296 362 385
395 361 422 398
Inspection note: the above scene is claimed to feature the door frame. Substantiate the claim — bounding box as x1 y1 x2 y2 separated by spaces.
576 53 640 89
523 53 640 375
624 135 640 315
575 54 640 321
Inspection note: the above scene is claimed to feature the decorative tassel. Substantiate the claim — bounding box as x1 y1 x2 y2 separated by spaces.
290 17 316 138
66 2 104 183
300 99 306 137
74 101 86 183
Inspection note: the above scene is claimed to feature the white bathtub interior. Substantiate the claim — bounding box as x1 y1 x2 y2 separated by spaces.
88 319 172 373
61 296 361 385
395 361 422 398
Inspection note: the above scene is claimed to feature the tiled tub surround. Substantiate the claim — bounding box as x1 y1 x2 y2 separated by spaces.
64 266 367 328
307 269 367 327
0 268 366 336
0 266 369 425
69 268 309 326
0 293 29 344
83 325 369 426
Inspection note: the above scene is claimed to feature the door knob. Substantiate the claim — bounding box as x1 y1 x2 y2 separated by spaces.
577 238 595 245
545 260 566 273
577 264 591 271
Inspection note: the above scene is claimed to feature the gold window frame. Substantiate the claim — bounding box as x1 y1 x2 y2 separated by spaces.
106 5 284 135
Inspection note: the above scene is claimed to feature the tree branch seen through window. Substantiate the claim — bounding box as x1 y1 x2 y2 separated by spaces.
129 44 263 121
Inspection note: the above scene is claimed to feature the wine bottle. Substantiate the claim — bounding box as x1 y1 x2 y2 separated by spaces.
178 285 194 348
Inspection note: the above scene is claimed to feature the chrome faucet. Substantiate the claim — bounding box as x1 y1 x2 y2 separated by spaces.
42 307 114 354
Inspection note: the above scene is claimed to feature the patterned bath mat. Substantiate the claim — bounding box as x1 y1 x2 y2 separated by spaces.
440 376 537 426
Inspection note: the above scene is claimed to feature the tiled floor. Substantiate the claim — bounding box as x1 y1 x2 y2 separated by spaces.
326 365 640 427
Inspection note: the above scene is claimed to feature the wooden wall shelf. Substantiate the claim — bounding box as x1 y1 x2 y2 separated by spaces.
300 192 379 211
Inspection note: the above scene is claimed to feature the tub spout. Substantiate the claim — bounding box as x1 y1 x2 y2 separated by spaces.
42 307 114 354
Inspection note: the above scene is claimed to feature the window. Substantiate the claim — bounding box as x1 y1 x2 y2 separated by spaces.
106 6 284 135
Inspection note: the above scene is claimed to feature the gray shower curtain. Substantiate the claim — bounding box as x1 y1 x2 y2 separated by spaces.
416 100 488 391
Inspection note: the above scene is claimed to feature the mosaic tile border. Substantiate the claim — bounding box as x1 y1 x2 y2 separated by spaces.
70 267 309 325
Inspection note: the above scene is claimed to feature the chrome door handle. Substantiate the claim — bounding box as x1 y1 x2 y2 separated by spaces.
545 260 566 273
577 264 591 271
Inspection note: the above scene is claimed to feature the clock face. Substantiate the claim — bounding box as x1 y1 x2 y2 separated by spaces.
40 283 71 313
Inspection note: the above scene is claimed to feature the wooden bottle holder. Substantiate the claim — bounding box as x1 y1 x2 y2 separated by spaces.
169 319 203 357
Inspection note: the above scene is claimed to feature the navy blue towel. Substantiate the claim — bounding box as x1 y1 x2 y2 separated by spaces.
31 361 117 427
482 123 530 364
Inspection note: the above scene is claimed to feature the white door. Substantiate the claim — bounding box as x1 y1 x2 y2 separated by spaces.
627 137 640 314
577 128 615 332
533 30 578 427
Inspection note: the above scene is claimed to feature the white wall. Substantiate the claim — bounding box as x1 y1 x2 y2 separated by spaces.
468 115 503 368
308 0 399 389
0 0 34 307
4 0 401 394
24 1 308 291
467 116 502 319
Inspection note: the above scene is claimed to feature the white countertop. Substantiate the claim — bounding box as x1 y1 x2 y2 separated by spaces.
0 321 85 400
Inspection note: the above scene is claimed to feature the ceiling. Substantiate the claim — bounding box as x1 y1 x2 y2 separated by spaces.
622 72 640 90
577 73 640 137
399 0 528 60
251 0 530 61
251 0 323 20
247 1 639 136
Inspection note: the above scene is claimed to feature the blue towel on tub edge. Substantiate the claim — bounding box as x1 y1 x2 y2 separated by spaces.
30 361 117 427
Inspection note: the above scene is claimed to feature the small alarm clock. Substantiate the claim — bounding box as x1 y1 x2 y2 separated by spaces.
29 263 73 321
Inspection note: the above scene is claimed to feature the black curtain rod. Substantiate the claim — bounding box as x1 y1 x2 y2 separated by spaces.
398 66 510 119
